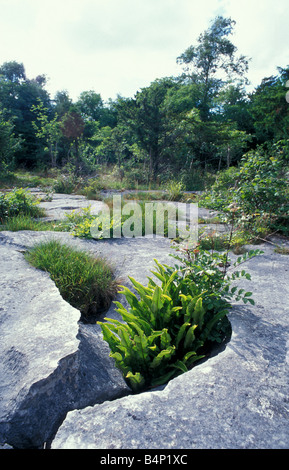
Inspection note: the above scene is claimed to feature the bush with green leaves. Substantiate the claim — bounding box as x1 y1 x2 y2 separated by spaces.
0 188 44 223
98 247 262 392
200 142 289 238
166 180 184 201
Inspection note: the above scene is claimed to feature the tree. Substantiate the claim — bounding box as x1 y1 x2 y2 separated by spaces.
31 99 61 168
76 90 103 122
177 16 249 120
249 66 289 146
60 109 85 174
126 78 178 180
53 90 72 117
0 61 26 83
0 108 22 174
215 82 254 134
0 61 51 167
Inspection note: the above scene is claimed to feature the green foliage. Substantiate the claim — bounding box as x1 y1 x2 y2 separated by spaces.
31 99 61 168
62 201 176 239
25 240 119 322
0 61 51 167
0 188 44 223
1 214 53 231
177 16 249 121
63 206 98 238
53 173 79 194
200 142 289 238
0 109 22 174
166 180 184 201
98 247 261 392
249 68 289 145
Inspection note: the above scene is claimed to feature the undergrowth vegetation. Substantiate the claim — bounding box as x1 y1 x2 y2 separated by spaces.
0 187 45 223
199 142 289 243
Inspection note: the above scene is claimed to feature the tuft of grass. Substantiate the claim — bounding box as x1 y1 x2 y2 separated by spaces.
1 215 52 232
166 180 184 201
25 240 119 322
0 214 70 232
274 245 289 255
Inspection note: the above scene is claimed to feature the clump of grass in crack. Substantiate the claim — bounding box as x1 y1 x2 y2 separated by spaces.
25 240 119 322
0 215 63 232
274 245 289 255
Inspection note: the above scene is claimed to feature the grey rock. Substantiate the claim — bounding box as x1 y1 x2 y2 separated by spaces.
34 191 105 221
0 242 80 448
1 192 289 449
51 243 289 449
0 223 174 448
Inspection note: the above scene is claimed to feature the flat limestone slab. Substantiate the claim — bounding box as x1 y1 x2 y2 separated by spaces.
0 229 174 448
52 243 289 449
32 191 106 221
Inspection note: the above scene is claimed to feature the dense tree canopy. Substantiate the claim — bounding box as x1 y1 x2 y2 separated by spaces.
0 16 288 182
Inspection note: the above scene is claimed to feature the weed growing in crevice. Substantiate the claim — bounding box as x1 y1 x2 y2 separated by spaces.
98 245 262 393
25 240 119 323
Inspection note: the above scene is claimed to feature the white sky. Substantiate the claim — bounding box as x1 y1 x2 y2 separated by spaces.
0 0 288 103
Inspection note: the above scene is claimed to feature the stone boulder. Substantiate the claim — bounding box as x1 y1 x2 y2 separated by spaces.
1 191 289 449
0 228 174 449
51 242 289 449
0 233 132 448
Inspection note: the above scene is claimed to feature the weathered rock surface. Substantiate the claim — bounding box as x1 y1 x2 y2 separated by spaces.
0 241 80 448
1 191 289 449
52 242 289 449
33 190 105 221
0 220 174 448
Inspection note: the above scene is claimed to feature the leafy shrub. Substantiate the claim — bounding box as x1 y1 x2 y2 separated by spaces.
62 206 97 238
25 240 119 322
80 180 103 200
199 143 289 239
98 247 262 392
0 188 44 223
166 180 184 201
53 174 79 194
208 166 239 193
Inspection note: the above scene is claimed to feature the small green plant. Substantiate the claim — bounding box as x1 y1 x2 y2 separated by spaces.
98 246 262 393
53 174 78 194
166 180 184 201
25 240 119 322
199 143 289 241
62 206 97 238
0 188 45 223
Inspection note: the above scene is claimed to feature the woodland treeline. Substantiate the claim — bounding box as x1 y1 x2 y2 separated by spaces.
0 16 288 188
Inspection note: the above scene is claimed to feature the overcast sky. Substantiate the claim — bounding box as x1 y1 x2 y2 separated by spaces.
0 0 288 102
